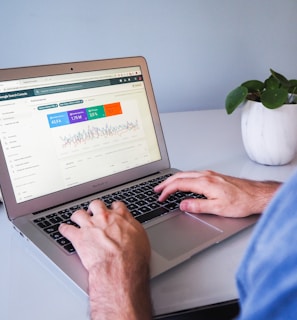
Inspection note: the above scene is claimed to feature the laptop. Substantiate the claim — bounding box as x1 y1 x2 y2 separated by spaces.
0 56 258 293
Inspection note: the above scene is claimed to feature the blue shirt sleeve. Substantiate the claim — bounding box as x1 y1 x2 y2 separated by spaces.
236 169 297 319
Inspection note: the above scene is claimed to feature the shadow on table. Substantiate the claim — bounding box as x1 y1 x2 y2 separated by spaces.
154 300 239 320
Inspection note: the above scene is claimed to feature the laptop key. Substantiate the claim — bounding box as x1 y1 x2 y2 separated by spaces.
137 206 152 214
164 202 179 211
36 220 51 228
127 203 138 210
57 237 70 246
135 207 168 223
50 231 63 240
147 202 161 210
44 224 60 234
64 243 75 253
49 216 63 224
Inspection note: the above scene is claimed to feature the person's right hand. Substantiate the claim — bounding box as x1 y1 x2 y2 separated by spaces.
155 170 281 218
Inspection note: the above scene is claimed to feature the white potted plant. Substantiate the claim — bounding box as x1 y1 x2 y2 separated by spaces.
225 69 297 165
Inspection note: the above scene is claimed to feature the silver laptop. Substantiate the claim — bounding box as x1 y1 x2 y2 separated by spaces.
0 56 258 293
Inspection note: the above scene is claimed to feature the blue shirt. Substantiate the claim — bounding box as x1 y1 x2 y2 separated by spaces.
236 169 297 319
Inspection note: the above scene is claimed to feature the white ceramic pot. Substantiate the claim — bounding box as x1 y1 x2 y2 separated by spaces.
241 100 297 165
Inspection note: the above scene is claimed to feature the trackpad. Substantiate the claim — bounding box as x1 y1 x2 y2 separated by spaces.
147 213 222 260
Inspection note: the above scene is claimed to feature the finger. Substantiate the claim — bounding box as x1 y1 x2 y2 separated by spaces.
180 198 222 215
88 199 128 228
110 201 131 218
180 198 231 217
59 223 80 241
110 200 126 211
71 209 93 227
154 171 197 192
88 199 108 216
157 178 201 202
154 170 216 194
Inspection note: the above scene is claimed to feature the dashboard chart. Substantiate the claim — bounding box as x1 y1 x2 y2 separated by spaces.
45 99 150 187
48 101 144 157
58 120 139 148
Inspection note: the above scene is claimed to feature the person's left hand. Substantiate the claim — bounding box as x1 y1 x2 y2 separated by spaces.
59 200 152 320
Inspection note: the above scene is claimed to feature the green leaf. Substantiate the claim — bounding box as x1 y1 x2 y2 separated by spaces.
270 69 289 88
288 79 297 94
225 86 248 114
265 76 280 90
261 88 288 109
241 80 264 92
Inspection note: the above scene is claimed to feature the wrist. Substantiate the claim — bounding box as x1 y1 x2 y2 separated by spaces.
253 180 281 213
88 257 152 320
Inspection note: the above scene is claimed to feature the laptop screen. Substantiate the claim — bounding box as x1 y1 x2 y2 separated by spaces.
0 66 161 203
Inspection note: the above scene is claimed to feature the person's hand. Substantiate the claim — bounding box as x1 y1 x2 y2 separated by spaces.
154 170 281 218
59 199 150 272
59 200 152 320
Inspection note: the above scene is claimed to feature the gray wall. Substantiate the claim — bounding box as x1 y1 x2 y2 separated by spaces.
1 0 297 113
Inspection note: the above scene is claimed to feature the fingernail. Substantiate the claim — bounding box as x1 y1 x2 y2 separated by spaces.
180 201 188 211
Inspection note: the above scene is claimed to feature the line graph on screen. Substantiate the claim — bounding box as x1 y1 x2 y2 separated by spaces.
48 100 145 159
59 120 139 148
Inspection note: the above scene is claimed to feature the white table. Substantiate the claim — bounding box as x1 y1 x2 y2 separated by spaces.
1 109 296 319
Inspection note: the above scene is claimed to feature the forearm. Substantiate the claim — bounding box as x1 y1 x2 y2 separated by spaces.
88 258 152 320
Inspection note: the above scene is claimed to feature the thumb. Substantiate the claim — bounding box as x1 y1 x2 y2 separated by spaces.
180 198 214 215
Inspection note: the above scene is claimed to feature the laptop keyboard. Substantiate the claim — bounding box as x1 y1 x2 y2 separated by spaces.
32 174 205 254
